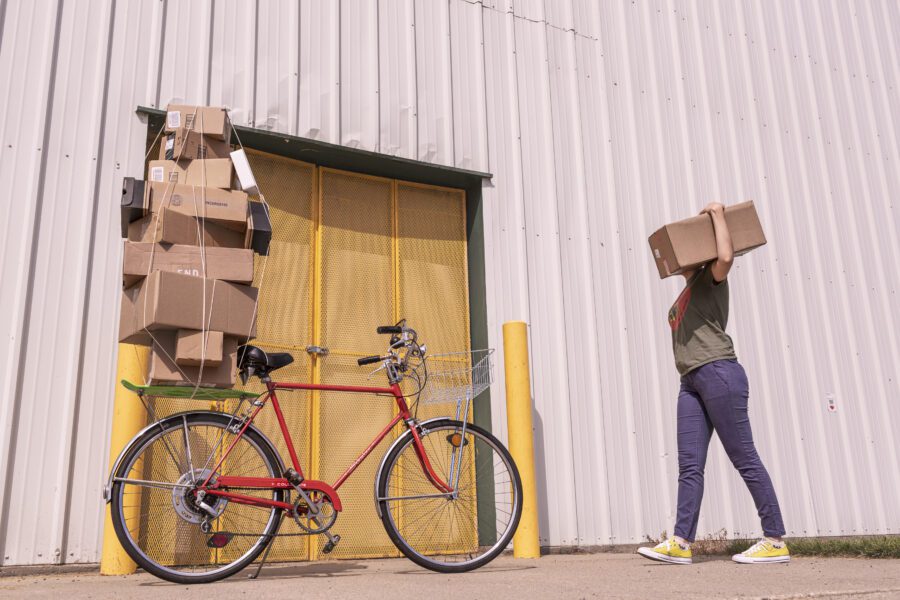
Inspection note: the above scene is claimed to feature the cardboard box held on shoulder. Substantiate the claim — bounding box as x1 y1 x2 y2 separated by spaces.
175 330 224 367
149 331 237 387
149 159 233 189
648 200 766 279
122 241 254 288
119 270 257 345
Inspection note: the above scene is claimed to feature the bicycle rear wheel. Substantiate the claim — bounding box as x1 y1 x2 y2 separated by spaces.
109 412 285 584
376 419 522 572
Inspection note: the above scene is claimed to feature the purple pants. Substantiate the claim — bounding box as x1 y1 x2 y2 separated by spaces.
674 359 786 541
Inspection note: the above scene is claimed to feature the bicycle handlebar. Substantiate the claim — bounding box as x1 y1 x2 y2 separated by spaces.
376 325 403 334
357 355 383 366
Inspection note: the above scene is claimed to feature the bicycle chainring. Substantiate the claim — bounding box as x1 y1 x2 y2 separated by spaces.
291 491 337 534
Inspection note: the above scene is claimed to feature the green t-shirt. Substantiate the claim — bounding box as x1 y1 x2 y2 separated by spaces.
668 265 737 376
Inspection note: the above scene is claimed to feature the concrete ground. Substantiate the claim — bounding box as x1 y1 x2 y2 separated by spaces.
2 554 900 600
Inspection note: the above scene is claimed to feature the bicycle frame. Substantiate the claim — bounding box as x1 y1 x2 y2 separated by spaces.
199 379 454 512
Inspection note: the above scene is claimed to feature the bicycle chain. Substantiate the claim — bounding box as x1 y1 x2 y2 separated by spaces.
202 489 328 538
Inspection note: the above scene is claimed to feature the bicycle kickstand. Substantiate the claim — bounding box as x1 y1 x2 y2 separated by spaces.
248 513 284 580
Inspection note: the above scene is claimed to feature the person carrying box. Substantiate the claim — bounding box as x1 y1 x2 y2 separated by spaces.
638 202 789 565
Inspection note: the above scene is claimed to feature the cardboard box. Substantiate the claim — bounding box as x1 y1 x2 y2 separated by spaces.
247 201 272 256
175 329 224 367
149 331 237 387
127 208 248 249
120 178 146 237
648 201 767 279
122 241 254 288
118 270 257 344
149 159 233 189
165 105 231 141
161 129 232 161
146 182 249 230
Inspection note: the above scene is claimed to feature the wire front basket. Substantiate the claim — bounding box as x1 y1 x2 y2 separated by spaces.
418 349 494 406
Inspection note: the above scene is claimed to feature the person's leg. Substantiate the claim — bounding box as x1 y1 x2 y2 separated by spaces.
694 360 786 538
674 376 714 542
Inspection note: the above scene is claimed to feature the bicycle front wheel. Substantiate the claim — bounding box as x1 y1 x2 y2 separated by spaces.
376 419 522 572
109 412 285 584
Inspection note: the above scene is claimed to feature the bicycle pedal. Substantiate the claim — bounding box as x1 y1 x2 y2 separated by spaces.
321 534 341 554
206 532 233 548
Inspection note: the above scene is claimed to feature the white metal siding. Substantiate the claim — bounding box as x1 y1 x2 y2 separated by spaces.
1 0 898 564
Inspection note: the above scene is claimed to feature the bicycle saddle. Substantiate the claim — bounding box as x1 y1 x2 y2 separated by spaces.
237 345 294 372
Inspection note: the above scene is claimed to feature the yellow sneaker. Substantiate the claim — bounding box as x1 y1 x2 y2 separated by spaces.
637 537 693 565
732 539 790 564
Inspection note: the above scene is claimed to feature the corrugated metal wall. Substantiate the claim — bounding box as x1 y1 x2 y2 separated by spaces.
1 0 898 565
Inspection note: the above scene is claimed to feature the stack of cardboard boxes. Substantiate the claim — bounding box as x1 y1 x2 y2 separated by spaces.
118 105 271 387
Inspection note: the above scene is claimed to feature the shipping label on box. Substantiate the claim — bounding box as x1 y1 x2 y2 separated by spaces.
165 105 232 141
161 130 232 161
149 331 237 387
149 159 233 189
648 201 767 279
145 181 249 230
175 329 224 367
122 241 254 288
127 208 249 249
118 270 257 344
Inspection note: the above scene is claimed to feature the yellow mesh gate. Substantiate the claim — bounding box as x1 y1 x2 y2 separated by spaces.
137 148 471 563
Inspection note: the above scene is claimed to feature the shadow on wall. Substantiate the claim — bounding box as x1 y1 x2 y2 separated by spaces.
532 407 549 546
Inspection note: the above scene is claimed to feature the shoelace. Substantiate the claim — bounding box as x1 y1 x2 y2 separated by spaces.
744 540 770 555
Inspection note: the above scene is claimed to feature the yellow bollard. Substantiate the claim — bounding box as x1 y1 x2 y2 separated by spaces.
100 343 149 575
503 321 541 559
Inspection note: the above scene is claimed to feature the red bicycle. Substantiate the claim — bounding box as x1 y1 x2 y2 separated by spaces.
105 322 522 583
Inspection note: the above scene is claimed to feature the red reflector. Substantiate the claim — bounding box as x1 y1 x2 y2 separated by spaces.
207 533 233 548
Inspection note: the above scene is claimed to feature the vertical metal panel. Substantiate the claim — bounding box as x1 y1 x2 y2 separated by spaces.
253 1 299 134
298 0 340 143
377 0 417 158
3 0 900 565
209 0 257 125
414 0 454 163
340 0 379 150
449 0 489 170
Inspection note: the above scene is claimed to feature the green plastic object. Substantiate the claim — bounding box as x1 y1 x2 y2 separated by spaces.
120 379 259 401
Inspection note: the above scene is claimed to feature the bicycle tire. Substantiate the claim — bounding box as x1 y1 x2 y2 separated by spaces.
109 412 285 584
376 419 523 573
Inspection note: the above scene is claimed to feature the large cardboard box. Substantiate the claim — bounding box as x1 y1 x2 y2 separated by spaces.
119 270 257 344
127 208 248 249
149 159 233 189
161 129 232 161
149 331 237 387
175 329 224 367
122 241 254 288
648 200 767 279
165 105 231 141
146 181 249 230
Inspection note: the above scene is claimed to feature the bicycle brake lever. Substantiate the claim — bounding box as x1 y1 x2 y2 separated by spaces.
367 362 388 380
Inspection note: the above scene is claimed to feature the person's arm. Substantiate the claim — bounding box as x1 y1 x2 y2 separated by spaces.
700 202 733 283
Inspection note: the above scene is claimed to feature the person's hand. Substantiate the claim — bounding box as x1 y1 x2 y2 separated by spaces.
700 202 725 217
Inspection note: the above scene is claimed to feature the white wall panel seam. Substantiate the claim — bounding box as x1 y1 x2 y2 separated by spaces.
51 0 117 564
833 0 900 489
800 0 890 531
0 0 64 565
